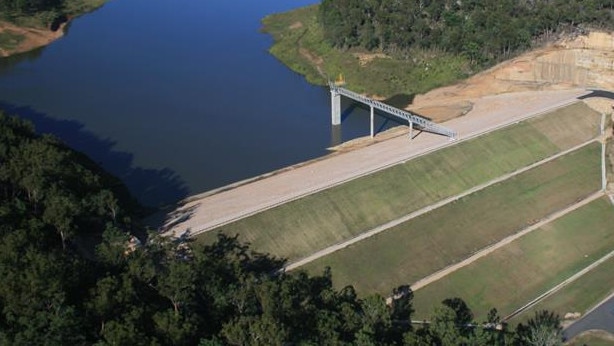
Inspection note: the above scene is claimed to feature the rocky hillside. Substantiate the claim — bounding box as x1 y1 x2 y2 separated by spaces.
411 31 614 121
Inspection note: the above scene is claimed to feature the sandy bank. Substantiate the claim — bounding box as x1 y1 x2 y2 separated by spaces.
0 20 66 57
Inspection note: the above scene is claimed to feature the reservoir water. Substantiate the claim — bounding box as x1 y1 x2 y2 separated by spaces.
0 0 394 207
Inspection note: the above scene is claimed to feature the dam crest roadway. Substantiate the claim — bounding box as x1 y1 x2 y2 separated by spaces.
161 89 589 239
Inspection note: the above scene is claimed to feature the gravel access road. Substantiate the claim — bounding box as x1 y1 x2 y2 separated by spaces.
165 89 589 238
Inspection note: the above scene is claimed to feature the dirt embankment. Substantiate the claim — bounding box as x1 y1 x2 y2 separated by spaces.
330 31 614 153
410 31 614 122
0 20 65 57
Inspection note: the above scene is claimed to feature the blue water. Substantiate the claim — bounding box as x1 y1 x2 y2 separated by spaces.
0 0 393 207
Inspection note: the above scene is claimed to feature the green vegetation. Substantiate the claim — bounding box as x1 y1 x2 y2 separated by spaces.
261 6 471 96
0 31 24 50
263 1 614 97
203 124 551 260
0 0 105 28
302 142 602 295
0 111 410 344
62 0 105 16
411 197 614 320
319 0 614 64
203 104 600 262
513 247 614 324
0 111 569 344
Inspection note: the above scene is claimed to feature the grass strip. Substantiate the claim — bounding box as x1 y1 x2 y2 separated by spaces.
0 31 24 50
529 102 601 150
301 143 602 296
199 106 600 262
511 245 614 326
411 197 614 320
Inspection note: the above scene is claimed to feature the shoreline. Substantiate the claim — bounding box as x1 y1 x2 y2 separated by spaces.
165 88 591 237
180 126 410 205
0 2 106 58
0 21 66 58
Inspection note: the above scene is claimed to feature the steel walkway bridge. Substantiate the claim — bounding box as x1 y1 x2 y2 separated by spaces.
329 82 456 139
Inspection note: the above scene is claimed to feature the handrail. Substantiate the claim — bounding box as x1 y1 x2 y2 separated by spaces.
329 83 456 138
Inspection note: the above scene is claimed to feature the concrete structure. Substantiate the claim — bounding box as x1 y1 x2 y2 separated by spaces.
164 89 588 239
329 82 457 139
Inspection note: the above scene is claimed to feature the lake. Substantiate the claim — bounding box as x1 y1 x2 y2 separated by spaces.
0 0 394 207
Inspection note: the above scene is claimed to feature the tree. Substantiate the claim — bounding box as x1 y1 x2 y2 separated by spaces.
516 310 563 346
0 244 85 344
156 258 197 315
98 317 151 346
318 0 614 66
0 113 573 344
442 297 474 327
91 189 120 223
153 309 199 345
429 304 466 345
42 189 80 249
96 225 131 267
357 294 395 344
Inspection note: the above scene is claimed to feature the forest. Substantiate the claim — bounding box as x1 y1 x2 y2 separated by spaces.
0 0 104 27
319 0 614 65
0 112 568 344
0 0 61 15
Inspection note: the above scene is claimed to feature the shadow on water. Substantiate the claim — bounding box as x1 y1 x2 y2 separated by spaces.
0 102 189 209
339 98 409 137
330 125 342 147
341 104 357 122
0 47 45 75
377 118 390 134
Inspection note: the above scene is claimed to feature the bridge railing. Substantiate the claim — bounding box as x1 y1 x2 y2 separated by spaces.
329 83 457 139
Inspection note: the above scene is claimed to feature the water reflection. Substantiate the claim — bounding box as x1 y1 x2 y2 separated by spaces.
330 124 342 147
0 102 189 207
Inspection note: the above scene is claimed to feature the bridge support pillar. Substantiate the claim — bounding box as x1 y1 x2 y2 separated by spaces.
409 121 413 140
331 89 341 125
370 106 374 138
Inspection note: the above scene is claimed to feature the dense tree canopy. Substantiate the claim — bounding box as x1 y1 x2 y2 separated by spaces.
0 112 564 344
319 0 614 64
0 0 62 15
0 0 65 21
0 0 101 28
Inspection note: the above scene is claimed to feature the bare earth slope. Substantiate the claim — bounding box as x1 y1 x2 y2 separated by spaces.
411 31 614 122
0 21 64 57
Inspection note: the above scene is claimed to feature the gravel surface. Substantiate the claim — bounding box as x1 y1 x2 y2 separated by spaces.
164 89 588 238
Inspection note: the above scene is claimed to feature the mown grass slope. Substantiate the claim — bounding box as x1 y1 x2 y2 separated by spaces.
200 104 601 263
512 245 614 325
411 197 614 320
302 143 602 295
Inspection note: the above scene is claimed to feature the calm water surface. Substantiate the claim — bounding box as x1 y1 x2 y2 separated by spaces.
0 0 394 206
